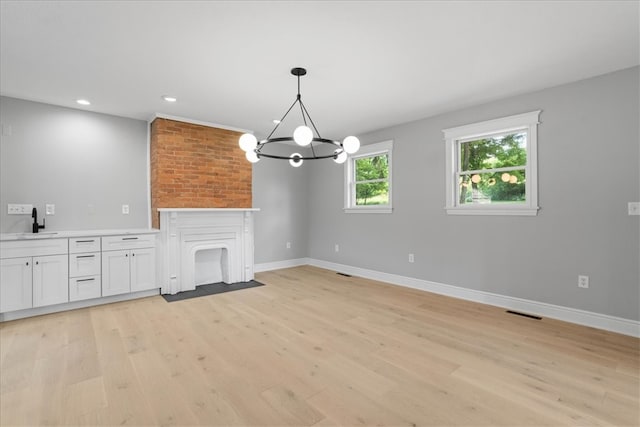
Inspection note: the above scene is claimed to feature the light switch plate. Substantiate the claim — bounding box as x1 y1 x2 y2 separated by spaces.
122 204 130 214
628 202 640 216
46 204 55 215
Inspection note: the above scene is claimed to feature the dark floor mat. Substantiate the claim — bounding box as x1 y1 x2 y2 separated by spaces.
161 280 264 302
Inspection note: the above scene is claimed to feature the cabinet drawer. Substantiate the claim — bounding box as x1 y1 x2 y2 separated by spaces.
69 275 101 302
69 237 101 254
102 234 156 251
69 252 101 277
1 238 67 259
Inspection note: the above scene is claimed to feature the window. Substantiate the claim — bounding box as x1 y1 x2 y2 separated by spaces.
344 140 393 213
444 111 540 215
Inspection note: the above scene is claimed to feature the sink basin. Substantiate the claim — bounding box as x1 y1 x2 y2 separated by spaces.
16 232 59 239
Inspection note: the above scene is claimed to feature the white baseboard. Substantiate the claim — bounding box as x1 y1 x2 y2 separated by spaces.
254 258 310 273
0 289 160 322
256 257 640 338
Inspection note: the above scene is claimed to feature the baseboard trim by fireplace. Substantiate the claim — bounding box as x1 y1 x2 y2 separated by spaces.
254 258 310 273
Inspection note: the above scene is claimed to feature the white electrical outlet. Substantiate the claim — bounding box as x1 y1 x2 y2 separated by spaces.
286 241 291 249
45 204 55 215
122 204 130 214
7 204 33 215
578 275 589 289
628 202 640 216
335 244 340 252
408 253 415 263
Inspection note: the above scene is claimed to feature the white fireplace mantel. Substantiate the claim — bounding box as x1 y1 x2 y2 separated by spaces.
158 208 260 295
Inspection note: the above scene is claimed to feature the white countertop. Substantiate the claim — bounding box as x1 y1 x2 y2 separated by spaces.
0 228 160 242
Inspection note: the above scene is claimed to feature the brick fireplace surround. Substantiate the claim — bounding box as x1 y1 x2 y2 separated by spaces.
149 118 252 229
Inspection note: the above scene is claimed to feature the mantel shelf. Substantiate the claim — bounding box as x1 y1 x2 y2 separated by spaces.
157 208 260 212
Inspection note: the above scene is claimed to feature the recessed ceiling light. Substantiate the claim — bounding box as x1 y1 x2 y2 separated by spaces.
162 95 177 102
272 119 281 124
76 99 91 106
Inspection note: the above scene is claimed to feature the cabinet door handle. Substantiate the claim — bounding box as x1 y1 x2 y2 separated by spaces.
76 255 95 259
77 278 95 282
26 261 29 266
132 253 135 257
122 237 138 241
125 253 128 257
35 261 39 265
76 240 95 243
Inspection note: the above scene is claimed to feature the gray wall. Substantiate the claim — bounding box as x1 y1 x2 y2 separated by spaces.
252 144 309 264
3 67 638 322
0 96 309 268
0 96 149 232
307 67 640 321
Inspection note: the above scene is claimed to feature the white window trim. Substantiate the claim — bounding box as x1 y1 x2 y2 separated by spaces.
344 140 393 214
443 111 541 216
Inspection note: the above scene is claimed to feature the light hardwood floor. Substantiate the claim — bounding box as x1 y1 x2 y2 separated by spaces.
1 265 638 426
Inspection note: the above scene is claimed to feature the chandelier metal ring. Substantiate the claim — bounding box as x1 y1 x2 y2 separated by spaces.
255 137 341 161
238 67 360 166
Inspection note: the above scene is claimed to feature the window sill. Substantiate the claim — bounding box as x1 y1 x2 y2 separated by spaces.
344 207 393 214
445 206 539 216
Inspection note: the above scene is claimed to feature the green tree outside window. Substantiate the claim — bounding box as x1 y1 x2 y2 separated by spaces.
355 154 389 205
459 132 527 204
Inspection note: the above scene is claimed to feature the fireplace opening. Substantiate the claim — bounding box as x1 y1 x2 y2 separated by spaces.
194 247 230 286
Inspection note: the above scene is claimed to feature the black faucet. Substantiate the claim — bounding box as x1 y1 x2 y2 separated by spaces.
32 207 45 233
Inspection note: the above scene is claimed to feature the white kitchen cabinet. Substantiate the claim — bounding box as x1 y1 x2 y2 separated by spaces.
0 257 32 312
101 235 156 297
0 254 68 310
102 250 131 296
69 276 101 302
130 247 156 292
69 237 101 254
68 237 101 302
69 252 100 277
0 231 158 320
0 238 69 312
32 254 69 307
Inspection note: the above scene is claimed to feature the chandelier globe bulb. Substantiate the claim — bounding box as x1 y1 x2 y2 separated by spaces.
342 136 360 154
289 153 304 167
334 150 348 164
293 125 313 146
239 133 258 152
245 150 260 163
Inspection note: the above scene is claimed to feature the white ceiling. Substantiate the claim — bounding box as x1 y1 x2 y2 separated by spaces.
1 1 638 140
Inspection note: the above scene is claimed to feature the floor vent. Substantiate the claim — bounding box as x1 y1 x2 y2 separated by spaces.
506 310 542 320
336 272 352 277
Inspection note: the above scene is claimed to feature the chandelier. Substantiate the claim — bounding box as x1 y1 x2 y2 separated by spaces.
238 67 360 167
